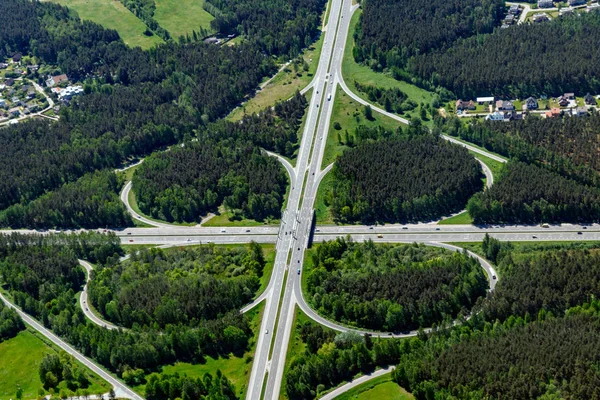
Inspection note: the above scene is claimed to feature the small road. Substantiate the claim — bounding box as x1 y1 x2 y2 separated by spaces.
318 366 395 400
0 292 142 400
78 260 119 330
477 158 494 188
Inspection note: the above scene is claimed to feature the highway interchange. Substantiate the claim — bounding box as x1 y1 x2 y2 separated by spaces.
1 0 599 399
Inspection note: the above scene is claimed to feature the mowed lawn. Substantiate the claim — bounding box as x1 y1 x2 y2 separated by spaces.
154 0 214 39
50 0 163 49
0 330 109 400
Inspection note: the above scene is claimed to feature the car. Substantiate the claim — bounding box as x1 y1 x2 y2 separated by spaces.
583 226 588 229
327 93 332 101
297 269 301 275
265 329 269 334
492 275 497 280
186 238 192 242
369 226 374 230
298 247 300 250
315 229 320 232
435 228 440 231
127 232 132 235
206 240 213 244
578 232 583 235
532 235 537 239
377 234 383 238
298 260 300 263
246 229 251 232
221 229 226 233
402 226 408 230
129 239 134 242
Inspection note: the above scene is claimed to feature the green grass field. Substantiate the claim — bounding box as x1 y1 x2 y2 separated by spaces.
227 23 325 121
438 210 473 225
341 10 434 123
0 330 110 400
50 0 163 49
333 373 413 400
135 303 265 399
154 0 214 39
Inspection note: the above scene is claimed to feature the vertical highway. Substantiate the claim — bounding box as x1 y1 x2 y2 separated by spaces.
245 0 344 397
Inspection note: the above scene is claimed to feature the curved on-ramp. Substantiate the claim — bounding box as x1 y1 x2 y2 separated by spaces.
294 241 498 338
79 260 120 331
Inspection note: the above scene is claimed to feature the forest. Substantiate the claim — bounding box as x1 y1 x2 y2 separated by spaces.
466 162 600 224
145 371 237 400
354 81 417 115
38 352 95 393
328 134 483 223
0 170 131 229
394 306 600 399
306 238 488 332
409 14 600 98
0 234 260 388
0 301 24 342
441 115 600 187
287 240 600 399
353 0 504 68
89 243 267 329
206 0 326 57
132 93 306 223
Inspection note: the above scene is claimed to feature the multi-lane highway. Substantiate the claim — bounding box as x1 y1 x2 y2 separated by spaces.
2 1 599 399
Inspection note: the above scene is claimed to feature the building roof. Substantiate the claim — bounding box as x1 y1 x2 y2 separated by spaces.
477 97 495 102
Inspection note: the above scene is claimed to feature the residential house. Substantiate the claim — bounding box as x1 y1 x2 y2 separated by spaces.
545 107 561 118
45 74 69 88
560 6 574 15
0 99 5 108
564 92 575 100
584 93 597 105
27 103 39 113
509 5 521 14
525 97 538 110
504 14 516 24
0 63 8 69
26 89 36 100
486 112 505 121
504 111 524 121
571 107 588 117
533 13 550 22
5 78 15 87
11 53 22 63
26 65 39 72
11 97 22 106
455 99 476 111
8 107 20 117
557 96 569 107
496 100 515 111
568 0 586 6
477 96 494 105
57 85 84 102
538 0 553 8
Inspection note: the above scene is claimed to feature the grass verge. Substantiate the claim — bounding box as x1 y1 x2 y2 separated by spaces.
227 22 325 121
438 211 473 225
341 9 434 124
50 0 163 49
322 89 403 168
